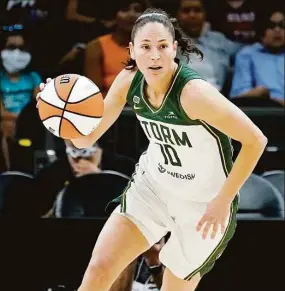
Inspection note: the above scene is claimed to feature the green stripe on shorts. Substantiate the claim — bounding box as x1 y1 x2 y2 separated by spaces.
184 195 239 281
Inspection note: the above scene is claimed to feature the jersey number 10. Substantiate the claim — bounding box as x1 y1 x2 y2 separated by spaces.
156 143 182 167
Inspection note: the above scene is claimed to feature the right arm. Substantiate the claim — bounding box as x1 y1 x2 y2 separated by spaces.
71 69 136 149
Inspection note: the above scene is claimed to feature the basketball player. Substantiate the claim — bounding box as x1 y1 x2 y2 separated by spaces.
38 8 267 291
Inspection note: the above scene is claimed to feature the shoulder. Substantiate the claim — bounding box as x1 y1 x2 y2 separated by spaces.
181 78 210 97
207 30 227 40
180 79 227 120
237 43 262 57
29 71 41 79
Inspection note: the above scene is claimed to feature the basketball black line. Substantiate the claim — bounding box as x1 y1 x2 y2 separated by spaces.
41 115 62 123
39 97 64 111
59 78 79 137
66 91 101 104
60 116 85 135
53 76 79 103
40 98 102 118
43 116 85 135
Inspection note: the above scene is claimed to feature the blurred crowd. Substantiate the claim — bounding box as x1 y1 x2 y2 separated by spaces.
0 1 284 290
0 0 283 210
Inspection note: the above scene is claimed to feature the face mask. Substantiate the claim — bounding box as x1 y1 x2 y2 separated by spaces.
1 49 31 73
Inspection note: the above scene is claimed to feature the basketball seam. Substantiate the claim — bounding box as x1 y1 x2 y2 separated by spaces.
66 91 101 104
59 78 80 137
39 97 102 118
41 116 84 135
59 117 83 136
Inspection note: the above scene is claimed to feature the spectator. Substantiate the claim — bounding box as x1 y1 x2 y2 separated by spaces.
84 0 149 96
230 10 284 104
35 140 136 216
176 0 239 91
0 32 41 138
209 0 259 46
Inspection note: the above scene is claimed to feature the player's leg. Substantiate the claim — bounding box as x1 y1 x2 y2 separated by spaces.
77 213 150 291
109 259 137 291
161 268 201 291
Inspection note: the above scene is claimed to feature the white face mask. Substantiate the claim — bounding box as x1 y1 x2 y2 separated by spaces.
1 49 32 73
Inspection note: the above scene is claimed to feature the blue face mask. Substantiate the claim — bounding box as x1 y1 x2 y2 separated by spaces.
1 48 31 73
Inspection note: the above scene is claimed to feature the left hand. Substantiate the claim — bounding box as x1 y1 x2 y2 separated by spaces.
72 159 101 177
196 197 232 240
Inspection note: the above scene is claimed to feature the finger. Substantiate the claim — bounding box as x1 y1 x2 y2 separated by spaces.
202 222 213 240
211 223 219 240
46 77 52 83
36 92 41 101
196 216 207 232
220 222 226 234
39 82 45 91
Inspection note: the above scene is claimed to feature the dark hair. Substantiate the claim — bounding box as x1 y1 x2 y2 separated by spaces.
256 10 284 39
125 8 203 69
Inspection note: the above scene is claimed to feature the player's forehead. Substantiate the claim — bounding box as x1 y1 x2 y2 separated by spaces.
134 22 173 43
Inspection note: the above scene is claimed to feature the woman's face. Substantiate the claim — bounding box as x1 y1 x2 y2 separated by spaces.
262 12 284 49
130 22 177 81
116 2 144 32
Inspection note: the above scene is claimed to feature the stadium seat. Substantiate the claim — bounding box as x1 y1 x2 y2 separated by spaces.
53 171 130 218
262 170 284 197
0 171 40 217
237 174 284 219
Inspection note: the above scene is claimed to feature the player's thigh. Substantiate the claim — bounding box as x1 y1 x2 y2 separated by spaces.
161 268 201 291
88 213 150 274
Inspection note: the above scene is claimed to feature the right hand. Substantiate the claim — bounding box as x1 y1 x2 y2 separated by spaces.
36 78 52 108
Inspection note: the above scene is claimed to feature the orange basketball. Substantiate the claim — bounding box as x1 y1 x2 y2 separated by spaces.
38 74 104 139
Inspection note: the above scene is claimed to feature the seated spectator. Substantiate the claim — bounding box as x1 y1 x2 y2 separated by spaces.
230 10 284 104
84 0 149 96
35 140 136 216
0 31 41 138
209 0 259 47
176 0 239 91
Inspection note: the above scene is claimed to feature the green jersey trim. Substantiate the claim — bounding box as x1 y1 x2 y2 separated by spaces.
140 63 183 114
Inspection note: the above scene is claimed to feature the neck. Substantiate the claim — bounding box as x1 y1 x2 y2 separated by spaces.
263 44 285 54
5 71 20 80
145 62 178 98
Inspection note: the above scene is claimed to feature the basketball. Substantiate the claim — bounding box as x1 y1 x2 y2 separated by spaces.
37 74 104 139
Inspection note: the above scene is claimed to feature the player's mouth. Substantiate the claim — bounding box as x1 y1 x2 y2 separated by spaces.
149 66 163 71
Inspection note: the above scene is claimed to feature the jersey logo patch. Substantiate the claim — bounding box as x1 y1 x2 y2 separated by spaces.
133 95 140 104
164 111 177 119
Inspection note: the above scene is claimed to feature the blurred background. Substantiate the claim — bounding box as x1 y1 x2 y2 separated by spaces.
0 0 284 290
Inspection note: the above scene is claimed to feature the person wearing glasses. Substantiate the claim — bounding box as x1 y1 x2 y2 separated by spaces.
230 10 284 105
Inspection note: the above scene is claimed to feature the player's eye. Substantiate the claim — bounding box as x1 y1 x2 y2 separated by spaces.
141 44 150 50
159 44 168 49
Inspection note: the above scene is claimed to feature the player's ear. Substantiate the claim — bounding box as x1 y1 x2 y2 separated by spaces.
173 41 178 58
129 42 135 60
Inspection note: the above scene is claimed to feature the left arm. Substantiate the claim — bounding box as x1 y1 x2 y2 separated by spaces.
181 79 267 203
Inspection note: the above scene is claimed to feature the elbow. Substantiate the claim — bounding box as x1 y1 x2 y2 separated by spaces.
247 133 268 150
